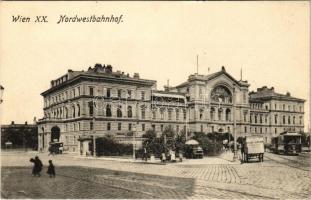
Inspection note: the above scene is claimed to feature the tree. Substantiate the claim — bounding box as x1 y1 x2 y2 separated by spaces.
192 132 223 156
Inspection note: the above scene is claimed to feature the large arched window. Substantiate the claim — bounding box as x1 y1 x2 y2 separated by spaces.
127 106 132 118
210 107 215 121
106 104 112 117
211 85 232 103
288 116 291 124
225 108 231 121
77 104 80 117
72 106 75 118
283 116 286 124
199 109 204 120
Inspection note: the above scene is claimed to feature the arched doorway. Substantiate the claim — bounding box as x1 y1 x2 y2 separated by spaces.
51 126 60 142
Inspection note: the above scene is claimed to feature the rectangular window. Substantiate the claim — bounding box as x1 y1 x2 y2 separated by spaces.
152 124 155 131
176 125 179 133
152 111 156 119
183 110 187 120
161 124 164 131
128 123 132 131
89 87 94 96
142 124 145 131
107 123 111 131
90 122 93 130
118 123 121 131
89 102 94 116
107 88 111 98
77 87 80 96
244 126 247 133
73 89 76 98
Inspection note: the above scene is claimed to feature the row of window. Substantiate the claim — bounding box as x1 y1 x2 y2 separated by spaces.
274 115 303 125
274 103 303 112
46 104 81 119
250 114 268 124
45 87 81 107
45 86 147 107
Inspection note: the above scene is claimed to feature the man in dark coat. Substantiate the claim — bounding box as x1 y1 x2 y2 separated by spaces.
34 156 43 176
47 160 55 178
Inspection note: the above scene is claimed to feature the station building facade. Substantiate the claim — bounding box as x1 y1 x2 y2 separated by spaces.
37 64 305 153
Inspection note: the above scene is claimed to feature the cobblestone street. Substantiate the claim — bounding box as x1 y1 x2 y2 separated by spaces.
1 151 311 199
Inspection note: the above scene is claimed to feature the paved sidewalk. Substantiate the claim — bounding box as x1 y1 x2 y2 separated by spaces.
66 151 241 165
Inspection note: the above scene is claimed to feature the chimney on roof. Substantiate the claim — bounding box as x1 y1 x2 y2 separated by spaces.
133 73 140 79
25 121 28 125
286 92 291 96
270 87 274 92
106 65 112 73
11 121 14 125
68 69 73 72
221 66 226 72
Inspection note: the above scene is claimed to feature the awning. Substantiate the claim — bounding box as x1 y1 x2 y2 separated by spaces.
185 139 199 145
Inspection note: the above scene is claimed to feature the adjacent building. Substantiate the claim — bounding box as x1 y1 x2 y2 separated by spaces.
37 64 305 154
1 121 38 149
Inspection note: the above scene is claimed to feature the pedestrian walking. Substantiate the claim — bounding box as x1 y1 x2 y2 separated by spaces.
241 142 245 163
47 160 56 178
30 156 43 176
142 147 147 161
30 158 36 176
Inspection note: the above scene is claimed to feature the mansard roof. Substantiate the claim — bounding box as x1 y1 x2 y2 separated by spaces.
41 64 156 96
175 66 250 88
249 86 305 102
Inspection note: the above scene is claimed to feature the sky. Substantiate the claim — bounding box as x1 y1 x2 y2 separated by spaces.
0 1 310 131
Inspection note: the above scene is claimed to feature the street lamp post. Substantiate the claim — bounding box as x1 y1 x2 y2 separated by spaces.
233 85 238 160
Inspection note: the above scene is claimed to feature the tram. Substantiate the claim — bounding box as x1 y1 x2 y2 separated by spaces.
271 132 302 155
